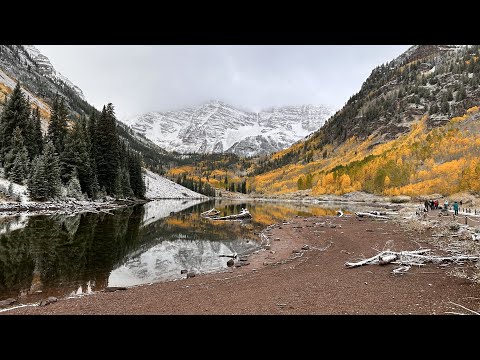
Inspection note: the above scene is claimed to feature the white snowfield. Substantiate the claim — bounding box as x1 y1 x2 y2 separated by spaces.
144 169 208 200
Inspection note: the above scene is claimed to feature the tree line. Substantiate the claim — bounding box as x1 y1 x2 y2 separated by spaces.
0 83 145 201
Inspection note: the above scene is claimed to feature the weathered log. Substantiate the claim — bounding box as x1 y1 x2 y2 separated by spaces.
379 254 397 265
355 212 389 219
346 249 478 269
39 296 57 306
104 286 127 292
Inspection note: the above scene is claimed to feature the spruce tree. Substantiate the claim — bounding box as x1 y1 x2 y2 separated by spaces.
47 95 68 155
67 168 83 200
29 107 43 158
128 152 145 198
4 127 29 183
28 156 47 200
0 82 30 161
29 140 61 200
94 104 119 195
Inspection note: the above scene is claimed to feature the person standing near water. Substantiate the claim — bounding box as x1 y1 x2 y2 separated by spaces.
453 201 459 216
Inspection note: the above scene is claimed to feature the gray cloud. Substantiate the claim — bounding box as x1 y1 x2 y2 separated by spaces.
36 45 410 120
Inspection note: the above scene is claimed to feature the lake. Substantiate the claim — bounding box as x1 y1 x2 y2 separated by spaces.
0 199 358 305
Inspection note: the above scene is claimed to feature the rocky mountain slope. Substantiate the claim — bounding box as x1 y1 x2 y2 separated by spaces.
0 45 93 118
248 45 480 196
0 45 182 173
253 45 480 174
124 101 333 157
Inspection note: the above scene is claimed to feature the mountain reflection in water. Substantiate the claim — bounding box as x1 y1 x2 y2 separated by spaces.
0 199 341 305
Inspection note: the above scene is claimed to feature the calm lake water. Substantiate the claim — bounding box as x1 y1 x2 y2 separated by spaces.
0 199 358 305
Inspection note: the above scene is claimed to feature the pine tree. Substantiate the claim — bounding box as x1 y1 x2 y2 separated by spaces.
94 104 119 194
0 82 30 161
128 152 145 198
4 128 29 183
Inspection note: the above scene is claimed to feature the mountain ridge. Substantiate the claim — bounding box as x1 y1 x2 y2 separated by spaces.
124 100 333 157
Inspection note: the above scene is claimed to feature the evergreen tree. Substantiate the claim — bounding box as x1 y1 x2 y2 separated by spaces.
67 168 83 200
28 156 47 200
241 180 247 194
47 95 68 155
91 174 100 200
297 177 304 190
4 128 29 183
10 147 29 184
456 85 467 101
94 104 119 194
28 140 61 200
0 82 30 161
128 152 145 198
27 107 43 158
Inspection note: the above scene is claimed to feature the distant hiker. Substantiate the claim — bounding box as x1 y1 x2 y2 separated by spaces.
429 200 434 210
453 201 459 216
424 199 429 212
434 200 439 209
460 200 463 206
444 199 449 210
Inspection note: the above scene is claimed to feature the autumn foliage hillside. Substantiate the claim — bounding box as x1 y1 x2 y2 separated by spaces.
249 107 480 197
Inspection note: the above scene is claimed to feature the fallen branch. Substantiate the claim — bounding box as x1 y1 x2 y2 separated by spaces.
448 301 480 315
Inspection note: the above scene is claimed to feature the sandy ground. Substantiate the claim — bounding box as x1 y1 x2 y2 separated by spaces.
3 210 480 315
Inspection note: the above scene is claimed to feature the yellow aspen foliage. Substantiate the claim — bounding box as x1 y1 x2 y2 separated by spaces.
384 175 391 187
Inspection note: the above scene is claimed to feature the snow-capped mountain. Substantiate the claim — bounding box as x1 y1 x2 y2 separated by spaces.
124 101 333 157
21 45 85 100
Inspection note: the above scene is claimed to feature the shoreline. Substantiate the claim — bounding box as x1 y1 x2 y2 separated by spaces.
3 207 479 315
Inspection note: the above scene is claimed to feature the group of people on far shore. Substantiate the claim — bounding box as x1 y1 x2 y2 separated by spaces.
423 199 460 215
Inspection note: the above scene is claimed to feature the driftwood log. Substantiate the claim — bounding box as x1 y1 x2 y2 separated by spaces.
345 249 479 269
355 212 390 220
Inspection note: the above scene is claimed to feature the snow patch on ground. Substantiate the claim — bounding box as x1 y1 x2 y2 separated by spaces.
144 169 208 200
0 176 31 204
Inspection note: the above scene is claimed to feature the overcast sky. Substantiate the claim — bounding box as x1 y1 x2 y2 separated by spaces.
36 45 411 121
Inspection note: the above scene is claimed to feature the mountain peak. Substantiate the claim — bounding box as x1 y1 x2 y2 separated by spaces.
124 101 334 156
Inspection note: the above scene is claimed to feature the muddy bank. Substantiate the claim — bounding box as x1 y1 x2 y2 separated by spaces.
4 209 479 315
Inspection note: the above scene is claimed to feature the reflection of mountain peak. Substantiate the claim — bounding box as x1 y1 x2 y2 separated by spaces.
108 239 258 287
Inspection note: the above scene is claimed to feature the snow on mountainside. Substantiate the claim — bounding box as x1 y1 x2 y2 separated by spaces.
22 45 85 100
124 101 333 157
144 169 208 200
